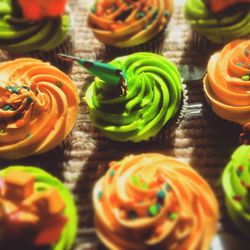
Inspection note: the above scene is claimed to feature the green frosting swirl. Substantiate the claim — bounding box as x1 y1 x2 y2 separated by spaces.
0 0 69 53
222 145 250 237
184 0 250 44
85 52 182 142
0 166 78 250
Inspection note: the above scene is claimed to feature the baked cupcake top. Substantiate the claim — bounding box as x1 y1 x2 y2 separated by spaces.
0 166 77 249
0 0 70 53
184 0 250 44
222 144 250 237
203 39 250 125
85 52 182 142
0 58 79 159
93 153 219 250
88 0 173 47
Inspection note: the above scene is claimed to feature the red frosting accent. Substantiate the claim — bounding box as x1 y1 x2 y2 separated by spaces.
240 122 250 145
208 0 250 12
17 0 67 20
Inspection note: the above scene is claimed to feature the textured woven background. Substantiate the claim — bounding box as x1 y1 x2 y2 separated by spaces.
0 0 249 249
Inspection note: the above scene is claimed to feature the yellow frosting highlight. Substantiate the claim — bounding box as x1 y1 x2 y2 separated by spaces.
204 39 250 125
93 153 219 250
0 58 79 159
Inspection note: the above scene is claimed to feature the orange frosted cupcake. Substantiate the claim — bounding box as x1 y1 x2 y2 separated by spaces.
93 153 219 250
0 58 79 159
203 39 250 138
88 0 173 57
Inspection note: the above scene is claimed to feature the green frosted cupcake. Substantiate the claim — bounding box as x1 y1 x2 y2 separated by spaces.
184 0 250 48
0 166 77 250
0 0 72 70
84 52 183 142
222 144 250 237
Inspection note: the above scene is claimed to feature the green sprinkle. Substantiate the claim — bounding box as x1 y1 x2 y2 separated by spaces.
141 183 148 190
165 183 172 191
128 210 137 219
242 75 249 81
2 105 13 111
90 5 96 13
56 82 63 88
168 212 177 221
10 86 19 94
148 204 159 217
157 190 166 201
110 169 116 177
136 12 145 19
164 11 170 17
245 49 249 57
237 62 243 67
131 175 139 186
26 97 33 104
98 191 103 200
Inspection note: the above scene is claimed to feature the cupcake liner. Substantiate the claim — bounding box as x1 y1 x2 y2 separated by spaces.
105 29 166 59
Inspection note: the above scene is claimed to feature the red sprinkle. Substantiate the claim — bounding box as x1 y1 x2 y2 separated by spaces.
15 119 25 127
233 195 241 201
157 173 165 184
109 193 116 204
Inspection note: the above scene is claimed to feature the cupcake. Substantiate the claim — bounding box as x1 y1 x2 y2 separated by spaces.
84 52 184 143
222 127 250 237
0 58 79 159
203 39 250 137
93 153 219 249
88 0 173 57
184 0 250 49
0 0 72 70
0 166 77 250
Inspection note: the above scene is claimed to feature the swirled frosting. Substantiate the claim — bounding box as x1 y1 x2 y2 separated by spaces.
222 145 250 237
203 39 250 125
93 153 219 250
85 52 182 142
184 0 250 44
0 58 79 159
0 166 77 250
88 0 173 47
0 0 70 53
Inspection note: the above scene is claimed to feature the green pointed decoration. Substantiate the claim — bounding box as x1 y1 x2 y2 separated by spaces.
58 53 127 95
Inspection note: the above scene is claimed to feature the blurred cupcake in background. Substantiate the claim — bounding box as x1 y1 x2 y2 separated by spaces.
88 0 173 58
0 0 73 70
203 39 250 139
184 0 250 50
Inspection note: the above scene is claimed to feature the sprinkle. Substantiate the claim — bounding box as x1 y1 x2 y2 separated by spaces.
168 212 177 221
10 86 19 94
237 165 244 176
164 11 170 17
131 175 139 186
90 5 96 13
236 62 243 67
120 210 127 219
157 173 165 184
128 210 137 219
109 193 116 204
157 190 166 202
15 119 25 127
110 169 116 177
136 11 145 19
244 49 249 57
26 97 33 104
56 82 63 88
242 75 249 81
141 183 148 190
154 225 163 236
165 183 172 191
148 204 159 217
233 195 241 201
2 105 13 111
240 180 245 187
134 194 143 203
97 191 103 200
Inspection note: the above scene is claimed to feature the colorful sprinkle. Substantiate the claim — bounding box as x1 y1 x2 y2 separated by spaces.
148 204 159 217
90 5 96 13
237 62 243 67
233 195 241 201
242 75 249 81
168 212 177 221
131 175 139 186
244 49 249 57
9 86 19 94
134 194 143 203
154 225 163 236
136 11 145 19
164 11 170 17
109 193 116 203
98 191 103 200
157 173 165 184
128 210 137 219
141 183 148 190
110 169 116 177
56 81 63 88
2 105 13 111
15 119 25 127
26 97 33 105
165 183 172 191
157 190 166 202
237 165 244 176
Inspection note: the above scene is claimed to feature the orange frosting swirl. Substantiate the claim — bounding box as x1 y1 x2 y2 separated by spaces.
0 58 79 159
93 153 219 250
88 0 173 47
204 39 250 124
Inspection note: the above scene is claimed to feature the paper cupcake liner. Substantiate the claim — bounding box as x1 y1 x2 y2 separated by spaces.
105 29 166 59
